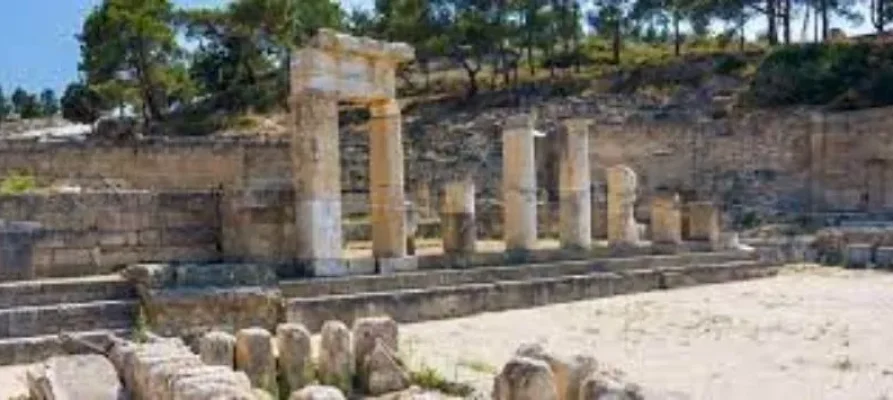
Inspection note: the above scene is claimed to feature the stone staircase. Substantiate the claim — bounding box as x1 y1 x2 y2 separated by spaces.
282 251 779 331
0 275 137 365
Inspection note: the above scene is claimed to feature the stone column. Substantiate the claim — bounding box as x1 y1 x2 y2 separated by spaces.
368 99 415 272
650 191 682 252
558 119 592 251
607 165 640 247
688 201 720 246
441 178 476 265
503 114 538 256
292 90 344 277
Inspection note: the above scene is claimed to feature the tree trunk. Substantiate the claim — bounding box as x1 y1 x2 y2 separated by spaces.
821 0 829 41
766 0 778 45
814 3 819 41
612 19 622 64
783 0 792 44
739 8 746 51
673 11 681 56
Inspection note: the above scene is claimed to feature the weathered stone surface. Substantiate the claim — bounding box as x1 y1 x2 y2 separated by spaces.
686 201 719 245
289 385 348 400
845 243 873 268
235 327 277 397
318 320 354 393
362 339 411 395
277 323 313 394
515 343 597 400
141 286 282 338
27 354 124 400
353 316 399 371
493 356 559 400
199 330 236 367
606 165 639 247
578 372 643 400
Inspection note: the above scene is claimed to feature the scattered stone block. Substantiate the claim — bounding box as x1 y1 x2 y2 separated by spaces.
578 372 643 400
27 354 124 400
362 339 411 395
875 246 893 268
199 330 236 367
353 316 399 371
844 243 873 268
493 356 559 400
235 327 277 397
289 385 348 400
318 320 354 393
277 323 313 394
515 343 597 400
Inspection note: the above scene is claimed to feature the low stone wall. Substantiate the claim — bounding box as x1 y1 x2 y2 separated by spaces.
0 191 220 278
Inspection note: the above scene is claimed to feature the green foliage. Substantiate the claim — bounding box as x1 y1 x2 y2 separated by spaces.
745 42 893 109
61 82 106 124
0 86 9 122
409 364 474 396
10 87 43 119
0 172 37 195
40 89 60 116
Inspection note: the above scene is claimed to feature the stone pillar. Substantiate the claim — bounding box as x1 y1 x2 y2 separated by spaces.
291 90 344 277
368 99 414 273
441 178 476 265
558 119 592 251
606 165 640 247
503 114 538 256
198 331 236 368
277 323 313 395
235 327 277 397
687 201 720 246
650 191 682 252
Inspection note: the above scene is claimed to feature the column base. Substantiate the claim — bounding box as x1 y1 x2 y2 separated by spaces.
505 248 534 264
444 252 475 269
377 256 418 274
299 258 349 278
651 242 682 255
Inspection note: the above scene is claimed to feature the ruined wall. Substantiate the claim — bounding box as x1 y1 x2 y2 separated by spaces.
0 191 219 277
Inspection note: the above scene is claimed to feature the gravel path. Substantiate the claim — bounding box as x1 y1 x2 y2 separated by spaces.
398 265 893 400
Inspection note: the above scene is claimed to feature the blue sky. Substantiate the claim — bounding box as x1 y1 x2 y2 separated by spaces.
0 0 871 95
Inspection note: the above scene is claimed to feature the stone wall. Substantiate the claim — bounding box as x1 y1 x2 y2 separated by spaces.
1 106 891 225
0 191 220 277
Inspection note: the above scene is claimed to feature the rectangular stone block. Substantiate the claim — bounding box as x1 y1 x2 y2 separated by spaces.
845 243 873 268
875 246 893 268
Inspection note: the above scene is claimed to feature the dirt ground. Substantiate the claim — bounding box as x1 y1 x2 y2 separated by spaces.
398 265 893 399
4 265 893 399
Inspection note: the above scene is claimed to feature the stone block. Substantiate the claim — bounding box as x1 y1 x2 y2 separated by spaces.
845 243 873 268
277 323 313 394
515 343 597 400
235 327 277 397
352 316 399 372
493 356 559 400
289 385 347 400
26 355 124 400
318 320 354 393
199 330 236 367
362 339 410 395
875 246 893 268
140 287 282 338
378 256 418 274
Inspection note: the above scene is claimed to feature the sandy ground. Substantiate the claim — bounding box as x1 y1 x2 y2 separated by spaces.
398 266 893 400
4 265 893 399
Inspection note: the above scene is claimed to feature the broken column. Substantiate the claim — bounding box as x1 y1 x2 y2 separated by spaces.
591 182 608 240
606 165 640 248
687 201 720 248
369 99 415 273
558 119 592 251
503 113 538 257
650 191 682 252
290 89 344 277
441 177 476 265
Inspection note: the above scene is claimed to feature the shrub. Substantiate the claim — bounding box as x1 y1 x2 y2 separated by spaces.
0 171 37 194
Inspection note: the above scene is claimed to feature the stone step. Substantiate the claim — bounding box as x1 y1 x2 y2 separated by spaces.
285 260 779 332
0 300 137 339
0 328 129 366
0 275 135 309
280 251 755 298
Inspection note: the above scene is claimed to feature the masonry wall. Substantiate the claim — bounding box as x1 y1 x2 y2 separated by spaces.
0 191 220 277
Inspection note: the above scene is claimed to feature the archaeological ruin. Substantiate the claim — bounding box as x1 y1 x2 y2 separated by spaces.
2 29 890 399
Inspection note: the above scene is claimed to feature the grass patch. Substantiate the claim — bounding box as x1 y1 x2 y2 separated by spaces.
0 171 37 195
409 364 475 397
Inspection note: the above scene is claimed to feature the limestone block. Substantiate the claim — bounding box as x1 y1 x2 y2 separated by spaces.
578 372 643 400
353 316 399 372
493 356 559 400
515 343 597 400
235 327 277 397
27 355 124 400
606 165 639 246
318 320 354 393
845 243 873 268
687 202 720 244
199 330 236 367
650 192 682 246
362 339 411 395
169 372 253 400
289 385 348 400
134 353 203 399
277 323 313 394
165 366 249 398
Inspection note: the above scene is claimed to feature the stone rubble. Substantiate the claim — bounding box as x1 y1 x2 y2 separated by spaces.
277 323 314 395
318 320 355 393
235 327 278 397
198 330 236 367
27 354 125 400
